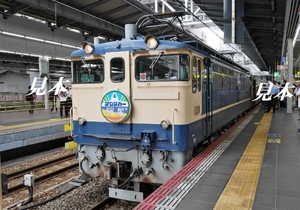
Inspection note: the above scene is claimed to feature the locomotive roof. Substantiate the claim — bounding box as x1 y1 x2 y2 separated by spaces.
71 34 249 75
71 36 187 57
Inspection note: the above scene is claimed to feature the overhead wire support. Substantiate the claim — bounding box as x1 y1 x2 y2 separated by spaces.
173 0 258 74
136 12 187 39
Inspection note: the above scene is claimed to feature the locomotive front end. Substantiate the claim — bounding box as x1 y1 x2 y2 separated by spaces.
70 24 199 201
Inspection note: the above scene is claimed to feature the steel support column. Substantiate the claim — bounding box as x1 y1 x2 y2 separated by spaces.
287 38 293 113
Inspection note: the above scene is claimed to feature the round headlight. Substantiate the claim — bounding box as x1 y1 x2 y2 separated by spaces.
78 117 86 125
160 120 170 130
84 44 94 54
145 36 159 49
81 42 94 54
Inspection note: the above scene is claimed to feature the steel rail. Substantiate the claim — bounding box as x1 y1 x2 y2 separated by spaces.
87 197 117 210
4 163 78 197
6 153 76 180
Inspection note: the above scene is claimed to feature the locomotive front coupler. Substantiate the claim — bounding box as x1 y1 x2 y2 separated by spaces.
114 167 143 189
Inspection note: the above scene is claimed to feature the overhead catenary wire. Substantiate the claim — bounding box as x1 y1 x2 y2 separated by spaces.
174 0 261 74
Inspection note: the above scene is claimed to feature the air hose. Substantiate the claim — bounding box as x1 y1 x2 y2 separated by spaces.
115 168 138 189
80 159 91 177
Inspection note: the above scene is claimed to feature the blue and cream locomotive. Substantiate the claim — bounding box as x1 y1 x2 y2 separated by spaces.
70 22 254 200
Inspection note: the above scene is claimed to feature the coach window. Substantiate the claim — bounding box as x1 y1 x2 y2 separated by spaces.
223 68 230 90
111 58 125 82
192 57 201 93
72 59 104 83
232 72 238 90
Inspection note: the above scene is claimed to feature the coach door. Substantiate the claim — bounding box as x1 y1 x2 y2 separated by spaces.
202 57 213 137
102 52 132 135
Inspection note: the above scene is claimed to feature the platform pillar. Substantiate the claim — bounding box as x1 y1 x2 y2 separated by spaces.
287 38 293 113
39 57 49 109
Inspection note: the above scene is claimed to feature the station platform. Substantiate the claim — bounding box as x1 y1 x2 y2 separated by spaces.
135 106 300 210
0 110 71 152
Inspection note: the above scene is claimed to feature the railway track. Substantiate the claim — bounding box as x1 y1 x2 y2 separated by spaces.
3 153 78 197
6 153 75 180
3 151 139 209
87 197 117 210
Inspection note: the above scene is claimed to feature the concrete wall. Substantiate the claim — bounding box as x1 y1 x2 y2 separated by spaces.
0 72 30 93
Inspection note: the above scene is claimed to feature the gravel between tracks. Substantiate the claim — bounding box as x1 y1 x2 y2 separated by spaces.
21 176 111 210
20 176 138 210
2 149 77 174
2 149 138 210
2 149 78 209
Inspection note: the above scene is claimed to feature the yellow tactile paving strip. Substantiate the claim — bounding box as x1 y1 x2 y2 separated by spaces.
214 113 272 210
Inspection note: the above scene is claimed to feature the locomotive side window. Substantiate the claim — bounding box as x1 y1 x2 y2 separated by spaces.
212 64 222 91
232 72 238 90
223 68 230 90
236 73 241 90
240 74 251 90
111 58 125 82
135 54 190 81
72 59 104 83
192 57 201 93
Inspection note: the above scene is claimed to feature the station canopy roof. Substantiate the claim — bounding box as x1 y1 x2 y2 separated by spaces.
0 0 298 79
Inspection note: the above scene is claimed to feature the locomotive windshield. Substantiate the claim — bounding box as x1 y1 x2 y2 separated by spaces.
72 59 104 83
135 54 190 81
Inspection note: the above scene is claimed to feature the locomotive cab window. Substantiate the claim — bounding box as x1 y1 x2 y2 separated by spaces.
192 57 202 93
73 59 104 83
135 54 190 81
111 58 125 82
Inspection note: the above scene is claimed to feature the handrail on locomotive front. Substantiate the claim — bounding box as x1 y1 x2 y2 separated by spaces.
172 108 177 145
70 106 76 138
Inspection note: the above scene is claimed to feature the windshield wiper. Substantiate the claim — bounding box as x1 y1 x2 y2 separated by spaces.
149 51 163 69
81 58 92 80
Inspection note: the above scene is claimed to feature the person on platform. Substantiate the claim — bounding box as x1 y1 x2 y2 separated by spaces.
66 85 72 117
265 81 279 114
26 86 36 114
58 85 68 118
49 88 57 112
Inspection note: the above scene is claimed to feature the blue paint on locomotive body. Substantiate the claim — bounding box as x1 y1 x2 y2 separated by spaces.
71 37 187 56
74 121 196 151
